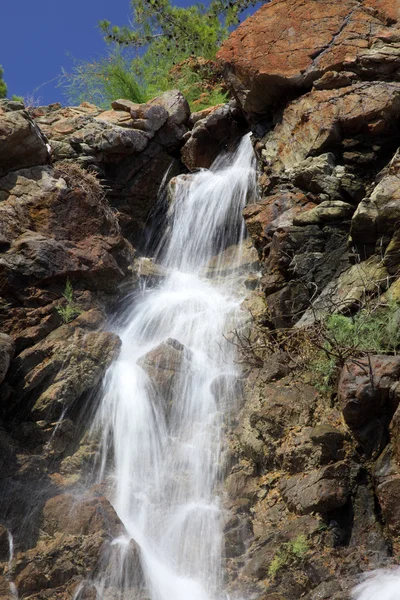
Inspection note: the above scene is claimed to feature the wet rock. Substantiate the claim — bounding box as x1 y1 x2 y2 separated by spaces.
138 338 192 414
280 461 353 514
42 492 123 537
339 355 400 455
217 0 400 115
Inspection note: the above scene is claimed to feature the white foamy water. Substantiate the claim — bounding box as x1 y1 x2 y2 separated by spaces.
352 568 400 600
83 135 256 600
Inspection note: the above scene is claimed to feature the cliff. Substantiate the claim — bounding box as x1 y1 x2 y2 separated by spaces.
1 0 400 598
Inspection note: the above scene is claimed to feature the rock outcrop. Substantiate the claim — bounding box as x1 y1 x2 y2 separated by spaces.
217 0 400 116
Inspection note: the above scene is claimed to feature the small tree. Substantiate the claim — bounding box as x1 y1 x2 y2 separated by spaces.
61 0 270 109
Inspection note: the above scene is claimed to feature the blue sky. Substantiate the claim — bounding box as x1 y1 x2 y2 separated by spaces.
1 1 258 107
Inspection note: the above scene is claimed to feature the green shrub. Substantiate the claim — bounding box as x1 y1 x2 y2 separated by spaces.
309 300 400 394
60 50 146 108
0 65 7 98
56 280 83 324
268 535 309 579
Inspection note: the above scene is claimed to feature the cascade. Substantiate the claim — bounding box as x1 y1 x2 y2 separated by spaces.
78 135 257 599
351 568 400 600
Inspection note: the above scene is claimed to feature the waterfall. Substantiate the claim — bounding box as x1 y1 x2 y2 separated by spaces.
351 568 400 600
84 135 257 600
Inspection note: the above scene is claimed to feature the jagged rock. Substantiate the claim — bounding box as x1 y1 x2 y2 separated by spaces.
0 333 14 385
280 461 353 514
292 201 354 226
276 425 347 474
181 102 247 170
339 355 400 456
374 445 400 537
352 150 400 264
42 492 123 537
236 379 318 467
29 98 188 246
217 0 400 115
0 102 48 176
5 310 121 421
0 163 134 346
260 82 400 176
148 89 191 126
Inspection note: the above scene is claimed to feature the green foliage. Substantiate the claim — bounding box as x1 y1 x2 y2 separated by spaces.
56 280 83 324
11 95 23 102
61 0 268 109
310 300 400 394
269 535 309 579
0 65 7 99
60 50 146 108
325 302 400 354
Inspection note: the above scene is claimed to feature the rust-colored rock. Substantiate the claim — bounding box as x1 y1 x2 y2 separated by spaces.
217 0 400 114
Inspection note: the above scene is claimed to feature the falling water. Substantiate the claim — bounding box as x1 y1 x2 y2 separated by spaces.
6 530 18 599
351 568 400 600
86 135 257 600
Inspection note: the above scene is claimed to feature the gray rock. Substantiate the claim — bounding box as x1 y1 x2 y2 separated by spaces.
0 333 15 385
280 461 352 514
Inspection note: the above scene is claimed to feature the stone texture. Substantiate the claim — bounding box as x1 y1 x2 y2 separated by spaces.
0 102 49 176
280 461 353 514
6 310 121 421
0 333 14 385
339 356 400 455
261 83 400 176
182 102 247 170
217 0 400 115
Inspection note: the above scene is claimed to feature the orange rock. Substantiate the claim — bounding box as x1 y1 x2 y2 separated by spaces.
217 0 400 114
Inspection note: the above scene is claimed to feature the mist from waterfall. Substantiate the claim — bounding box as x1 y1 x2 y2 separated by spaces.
82 135 257 600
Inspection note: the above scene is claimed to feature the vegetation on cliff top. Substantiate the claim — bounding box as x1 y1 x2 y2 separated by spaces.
61 0 266 109
0 65 7 98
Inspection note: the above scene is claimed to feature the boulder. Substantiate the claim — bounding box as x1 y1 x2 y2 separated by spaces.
181 102 247 170
42 492 123 537
260 82 400 176
236 379 318 466
148 89 191 126
280 461 353 514
352 150 400 263
217 0 400 115
6 310 121 421
374 446 400 537
0 333 14 384
137 338 192 415
0 102 48 176
339 355 400 455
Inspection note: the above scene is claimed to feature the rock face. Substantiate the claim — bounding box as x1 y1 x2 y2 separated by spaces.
29 91 190 246
217 0 400 115
181 101 248 170
217 1 400 598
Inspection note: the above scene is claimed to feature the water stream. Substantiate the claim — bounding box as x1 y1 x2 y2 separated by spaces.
83 135 257 600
